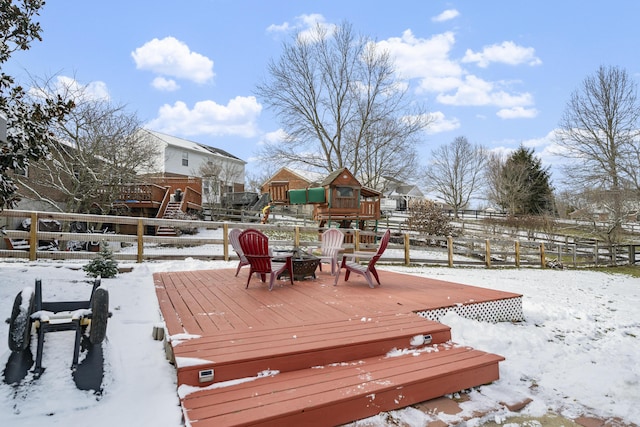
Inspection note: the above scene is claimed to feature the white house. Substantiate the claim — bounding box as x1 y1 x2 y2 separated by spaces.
380 176 426 212
138 129 246 204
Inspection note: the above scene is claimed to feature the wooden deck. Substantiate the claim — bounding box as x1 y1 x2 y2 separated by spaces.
153 268 522 426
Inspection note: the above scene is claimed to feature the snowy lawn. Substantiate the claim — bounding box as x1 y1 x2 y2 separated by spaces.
0 258 638 426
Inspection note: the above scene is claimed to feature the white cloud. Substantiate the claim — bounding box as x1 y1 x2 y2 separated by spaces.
376 29 539 113
432 9 460 22
146 96 262 138
377 30 463 88
266 13 334 42
152 77 180 92
436 75 534 108
131 37 214 84
30 76 110 102
496 106 538 119
522 130 558 150
266 22 291 33
261 129 287 145
462 41 542 68
424 111 460 134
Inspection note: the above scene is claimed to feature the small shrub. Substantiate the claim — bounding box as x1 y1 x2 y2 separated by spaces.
83 243 119 278
404 200 454 236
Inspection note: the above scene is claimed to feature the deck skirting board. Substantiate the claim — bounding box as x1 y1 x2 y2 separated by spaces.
416 296 523 323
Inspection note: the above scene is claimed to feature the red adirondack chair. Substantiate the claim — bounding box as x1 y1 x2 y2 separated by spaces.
334 229 391 288
238 229 294 291
228 228 250 277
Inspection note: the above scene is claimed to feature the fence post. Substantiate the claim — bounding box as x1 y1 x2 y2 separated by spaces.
295 226 300 248
447 236 453 267
29 212 38 261
137 219 144 263
629 244 636 265
594 241 599 267
404 233 410 266
354 229 360 252
539 242 545 268
514 240 520 268
485 239 491 268
223 223 229 261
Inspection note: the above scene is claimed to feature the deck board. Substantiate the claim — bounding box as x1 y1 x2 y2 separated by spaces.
154 268 522 336
182 345 504 427
153 267 520 426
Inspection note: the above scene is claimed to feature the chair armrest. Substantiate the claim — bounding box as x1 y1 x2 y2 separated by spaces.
342 251 375 261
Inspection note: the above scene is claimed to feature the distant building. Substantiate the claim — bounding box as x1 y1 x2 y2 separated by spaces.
138 129 246 205
380 176 426 212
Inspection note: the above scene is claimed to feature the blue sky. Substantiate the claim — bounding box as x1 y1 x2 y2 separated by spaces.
6 0 640 188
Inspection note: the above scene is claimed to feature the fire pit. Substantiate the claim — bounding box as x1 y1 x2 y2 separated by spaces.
274 249 320 281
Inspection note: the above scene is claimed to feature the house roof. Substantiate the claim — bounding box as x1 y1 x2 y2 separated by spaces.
283 167 325 185
319 168 350 187
143 129 245 163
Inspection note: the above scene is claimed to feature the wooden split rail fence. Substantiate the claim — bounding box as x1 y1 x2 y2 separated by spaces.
1 209 638 268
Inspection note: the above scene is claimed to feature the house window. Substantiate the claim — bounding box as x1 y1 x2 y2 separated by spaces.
334 186 357 209
336 186 354 197
182 152 189 167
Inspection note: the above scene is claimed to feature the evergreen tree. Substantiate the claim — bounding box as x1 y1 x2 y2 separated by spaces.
501 146 554 215
83 243 119 278
1 1 74 209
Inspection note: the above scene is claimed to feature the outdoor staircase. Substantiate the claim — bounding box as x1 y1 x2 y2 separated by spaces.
176 312 504 426
156 201 182 236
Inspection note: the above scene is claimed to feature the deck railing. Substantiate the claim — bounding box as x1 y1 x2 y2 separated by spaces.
1 209 638 267
103 183 167 202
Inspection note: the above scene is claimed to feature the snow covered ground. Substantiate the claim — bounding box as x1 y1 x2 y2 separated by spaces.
0 246 638 426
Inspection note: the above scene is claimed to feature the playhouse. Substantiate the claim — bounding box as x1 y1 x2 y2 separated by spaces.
263 168 381 229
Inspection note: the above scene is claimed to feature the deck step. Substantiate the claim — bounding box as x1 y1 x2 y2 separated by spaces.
172 312 452 387
180 343 504 427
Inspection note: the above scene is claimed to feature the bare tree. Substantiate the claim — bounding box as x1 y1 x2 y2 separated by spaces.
16 77 159 213
196 158 244 205
424 136 486 218
557 65 640 242
255 21 431 188
485 152 531 214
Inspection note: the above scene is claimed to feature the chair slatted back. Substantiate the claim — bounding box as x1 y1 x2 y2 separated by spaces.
238 229 273 273
321 228 344 257
367 229 391 269
229 228 248 263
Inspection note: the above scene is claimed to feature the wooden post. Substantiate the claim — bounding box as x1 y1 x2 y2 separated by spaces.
540 242 545 268
137 219 144 263
29 212 37 261
294 226 300 248
404 233 410 266
447 236 453 268
629 244 636 266
354 230 360 252
514 240 520 268
572 243 577 267
223 223 229 261
485 239 491 268
594 241 599 267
